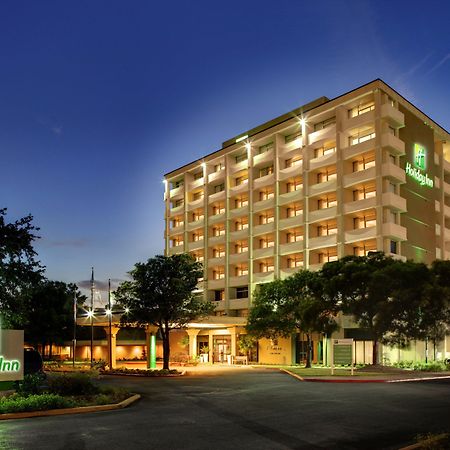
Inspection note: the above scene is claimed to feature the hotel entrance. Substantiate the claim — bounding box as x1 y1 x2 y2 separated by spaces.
213 336 231 363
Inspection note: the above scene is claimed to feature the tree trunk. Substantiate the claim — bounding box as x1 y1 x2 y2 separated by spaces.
41 341 46 359
162 325 170 370
372 339 378 365
305 333 312 368
49 343 53 359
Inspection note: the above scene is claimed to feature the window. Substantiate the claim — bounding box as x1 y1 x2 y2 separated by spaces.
318 252 338 263
350 131 376 146
316 169 337 183
352 187 376 201
172 237 183 247
212 204 225 215
313 117 336 131
214 163 224 172
212 247 225 258
235 265 248 276
174 199 184 208
235 197 248 208
214 183 225 193
316 224 337 236
285 156 302 168
193 171 203 180
286 204 302 217
172 218 183 228
286 178 302 192
193 191 204 201
193 253 204 262
317 197 337 209
259 189 274 201
236 286 248 299
235 176 248 186
285 131 302 143
259 166 274 178
353 215 376 229
349 102 375 118
259 238 274 248
235 242 248 253
214 290 225 301
192 212 204 222
212 226 225 237
352 156 375 171
353 247 374 256
259 214 274 225
212 268 225 279
173 179 184 189
235 219 248 230
235 153 247 164
390 240 398 254
286 231 303 242
192 232 203 242
287 256 303 268
314 146 336 158
259 261 274 272
258 142 273 154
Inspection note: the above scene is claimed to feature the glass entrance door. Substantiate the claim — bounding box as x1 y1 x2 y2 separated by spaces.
213 337 231 363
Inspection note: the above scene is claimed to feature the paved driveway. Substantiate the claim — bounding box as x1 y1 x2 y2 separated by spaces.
1 367 450 449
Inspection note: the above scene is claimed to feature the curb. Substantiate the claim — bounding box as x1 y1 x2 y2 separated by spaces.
0 393 141 421
279 368 305 381
100 371 185 378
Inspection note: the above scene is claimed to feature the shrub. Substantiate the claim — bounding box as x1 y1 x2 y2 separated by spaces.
46 373 100 396
16 373 46 396
0 394 74 414
106 367 180 376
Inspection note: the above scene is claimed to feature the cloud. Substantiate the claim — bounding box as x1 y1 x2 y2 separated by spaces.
395 52 433 83
425 53 450 76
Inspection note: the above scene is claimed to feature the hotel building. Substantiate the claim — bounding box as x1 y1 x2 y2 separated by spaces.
161 79 450 365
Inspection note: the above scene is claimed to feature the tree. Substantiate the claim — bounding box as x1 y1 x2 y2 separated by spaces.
25 281 86 358
0 208 44 327
247 271 338 368
114 254 215 369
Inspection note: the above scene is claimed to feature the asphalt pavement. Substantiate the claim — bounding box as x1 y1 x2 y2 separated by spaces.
1 368 449 450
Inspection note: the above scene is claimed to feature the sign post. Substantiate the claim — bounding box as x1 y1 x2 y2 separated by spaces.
331 338 354 376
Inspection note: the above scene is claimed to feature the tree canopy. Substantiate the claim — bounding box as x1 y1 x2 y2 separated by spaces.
114 254 215 369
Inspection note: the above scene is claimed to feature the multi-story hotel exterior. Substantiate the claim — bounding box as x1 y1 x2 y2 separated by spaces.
163 79 450 365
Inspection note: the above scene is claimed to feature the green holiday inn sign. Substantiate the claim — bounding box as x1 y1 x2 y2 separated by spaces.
405 143 433 188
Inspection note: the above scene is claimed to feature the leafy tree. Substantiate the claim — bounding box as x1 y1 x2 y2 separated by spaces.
247 271 338 368
0 208 44 327
114 254 215 369
25 281 86 358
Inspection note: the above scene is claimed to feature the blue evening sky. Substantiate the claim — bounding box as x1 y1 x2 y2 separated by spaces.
1 0 449 298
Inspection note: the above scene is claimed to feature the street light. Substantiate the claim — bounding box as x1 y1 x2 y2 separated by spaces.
107 279 112 370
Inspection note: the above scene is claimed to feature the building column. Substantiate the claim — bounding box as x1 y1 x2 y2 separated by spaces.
187 328 200 358
145 325 159 369
227 327 237 359
208 330 214 364
104 325 120 369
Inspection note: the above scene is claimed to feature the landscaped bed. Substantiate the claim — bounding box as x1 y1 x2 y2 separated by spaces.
102 367 182 377
0 372 132 415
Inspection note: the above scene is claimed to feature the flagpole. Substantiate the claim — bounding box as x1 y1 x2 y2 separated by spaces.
90 267 94 367
73 288 77 368
108 279 112 370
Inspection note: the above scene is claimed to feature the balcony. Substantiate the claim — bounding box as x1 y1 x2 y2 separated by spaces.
168 224 184 235
443 181 450 196
229 182 249 196
208 235 226 245
229 205 249 218
308 125 336 146
279 241 303 255
253 149 274 167
278 188 303 205
308 206 337 223
343 110 375 130
229 274 249 287
252 222 275 236
280 267 302 279
344 226 376 243
381 133 405 156
187 198 204 211
208 169 225 184
169 204 184 217
382 222 407 241
208 190 225 203
188 240 204 251
169 185 184 199
381 103 405 128
444 159 450 174
381 162 406 183
229 252 248 264
343 197 376 214
279 215 303 230
188 178 204 190
208 213 225 225
208 279 225 290
229 159 248 174
309 179 337 197
208 256 225 266
229 298 249 310
253 197 275 213
444 204 450 218
281 137 303 154
253 271 275 283
186 219 204 231
381 192 406 212
308 234 337 249
229 229 249 241
342 138 376 160
309 152 337 172
253 173 275 189
343 167 376 188
168 245 184 256
253 246 275 259
279 162 303 180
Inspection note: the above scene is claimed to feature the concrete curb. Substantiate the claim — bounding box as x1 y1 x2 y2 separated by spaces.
0 393 141 421
100 370 185 378
279 368 305 381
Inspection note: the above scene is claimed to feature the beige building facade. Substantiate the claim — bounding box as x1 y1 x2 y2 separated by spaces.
163 79 450 365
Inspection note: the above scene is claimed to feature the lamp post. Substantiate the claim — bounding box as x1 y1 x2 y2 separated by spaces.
90 267 95 367
107 279 112 369
72 289 77 368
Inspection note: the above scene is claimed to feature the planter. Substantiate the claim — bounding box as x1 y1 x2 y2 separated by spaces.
200 354 209 363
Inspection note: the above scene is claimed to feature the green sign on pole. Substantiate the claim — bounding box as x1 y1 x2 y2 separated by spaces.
150 335 156 369
331 338 354 375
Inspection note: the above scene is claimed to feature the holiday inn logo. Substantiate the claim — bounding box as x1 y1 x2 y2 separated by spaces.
414 143 426 170
405 143 433 188
0 355 20 373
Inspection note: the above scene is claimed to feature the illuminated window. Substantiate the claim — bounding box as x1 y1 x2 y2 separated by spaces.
286 178 302 192
192 212 204 222
353 215 376 229
317 197 337 209
314 146 336 158
172 237 183 247
286 204 302 217
235 219 248 230
259 214 274 225
259 166 274 178
259 238 274 248
235 176 248 186
192 232 203 242
350 131 376 146
172 218 184 228
318 252 338 263
235 265 249 276
287 256 303 268
193 253 204 262
352 187 376 201
213 268 225 279
235 197 248 208
349 102 375 118
353 247 375 256
214 163 224 172
259 189 274 201
316 169 337 183
317 225 337 236
212 204 225 215
212 247 225 258
259 261 274 272
285 156 302 168
286 231 303 242
212 226 225 237
352 156 375 172
235 242 248 253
